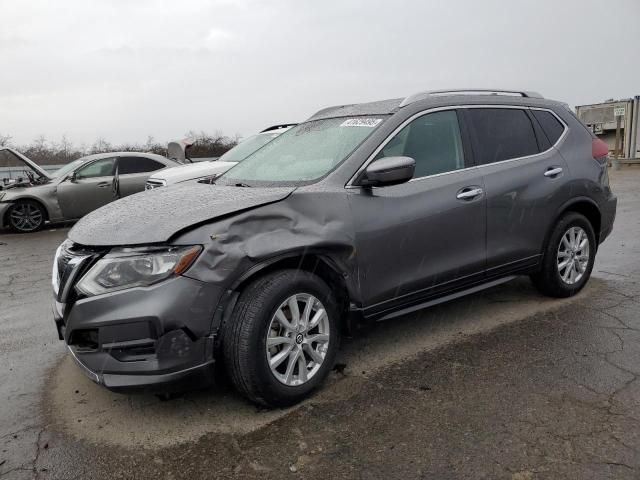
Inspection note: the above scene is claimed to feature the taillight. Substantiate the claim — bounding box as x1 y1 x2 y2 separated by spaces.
592 138 609 160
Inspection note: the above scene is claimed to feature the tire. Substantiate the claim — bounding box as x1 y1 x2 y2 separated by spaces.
222 269 340 407
530 212 596 298
7 200 45 233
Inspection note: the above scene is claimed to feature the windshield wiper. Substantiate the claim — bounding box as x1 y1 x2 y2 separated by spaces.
234 182 252 187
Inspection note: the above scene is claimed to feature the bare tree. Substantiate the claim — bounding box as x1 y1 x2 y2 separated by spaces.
59 135 73 162
184 130 236 158
90 137 112 154
1 131 236 165
0 133 12 147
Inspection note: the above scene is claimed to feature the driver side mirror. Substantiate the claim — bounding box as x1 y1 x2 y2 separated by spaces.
69 171 78 182
357 156 415 188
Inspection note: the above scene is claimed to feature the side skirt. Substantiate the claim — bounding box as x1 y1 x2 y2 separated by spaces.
374 275 517 322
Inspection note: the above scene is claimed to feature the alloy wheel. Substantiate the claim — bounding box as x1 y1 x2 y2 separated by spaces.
266 293 330 386
557 226 590 285
10 203 43 232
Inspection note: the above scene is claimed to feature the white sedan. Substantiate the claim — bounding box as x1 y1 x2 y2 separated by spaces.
145 124 295 189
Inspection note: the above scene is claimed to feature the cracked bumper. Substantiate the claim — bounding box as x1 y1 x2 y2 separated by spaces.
68 344 217 392
54 275 224 392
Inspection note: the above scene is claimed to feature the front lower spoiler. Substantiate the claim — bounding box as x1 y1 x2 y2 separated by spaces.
67 345 216 393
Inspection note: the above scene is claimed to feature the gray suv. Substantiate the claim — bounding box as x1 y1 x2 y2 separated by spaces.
52 89 617 407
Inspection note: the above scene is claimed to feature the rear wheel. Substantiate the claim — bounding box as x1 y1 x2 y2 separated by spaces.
530 212 596 297
7 200 45 233
222 270 340 407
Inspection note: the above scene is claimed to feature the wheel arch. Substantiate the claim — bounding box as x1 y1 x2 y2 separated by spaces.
213 250 356 340
2 197 50 227
232 252 352 308
545 197 602 250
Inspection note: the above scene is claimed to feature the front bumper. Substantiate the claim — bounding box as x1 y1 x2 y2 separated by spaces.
67 344 216 392
54 275 225 392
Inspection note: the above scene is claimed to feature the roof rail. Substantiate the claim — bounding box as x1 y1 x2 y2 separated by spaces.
400 88 544 107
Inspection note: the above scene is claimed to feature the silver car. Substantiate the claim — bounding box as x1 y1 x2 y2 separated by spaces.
0 148 177 232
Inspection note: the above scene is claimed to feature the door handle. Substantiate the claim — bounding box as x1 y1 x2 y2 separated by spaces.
544 167 563 177
97 182 110 188
456 187 483 200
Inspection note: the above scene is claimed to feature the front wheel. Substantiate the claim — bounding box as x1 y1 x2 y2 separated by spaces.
7 200 45 233
222 270 340 407
530 212 596 298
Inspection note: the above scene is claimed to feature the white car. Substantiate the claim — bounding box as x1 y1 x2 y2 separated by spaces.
145 124 295 189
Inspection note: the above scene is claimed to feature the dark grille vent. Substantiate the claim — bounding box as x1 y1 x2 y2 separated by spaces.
55 242 106 304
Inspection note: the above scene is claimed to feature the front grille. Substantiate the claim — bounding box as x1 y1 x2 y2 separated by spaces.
54 242 105 305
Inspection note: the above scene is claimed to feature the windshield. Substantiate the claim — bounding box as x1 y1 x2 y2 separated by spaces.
51 159 84 178
216 132 280 163
220 116 386 185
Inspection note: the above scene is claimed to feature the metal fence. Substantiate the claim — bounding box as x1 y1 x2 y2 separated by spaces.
0 164 63 177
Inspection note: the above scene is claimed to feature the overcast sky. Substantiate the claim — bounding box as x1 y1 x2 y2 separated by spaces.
1 0 639 146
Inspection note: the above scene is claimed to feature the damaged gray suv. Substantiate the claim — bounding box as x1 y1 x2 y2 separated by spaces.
53 89 617 407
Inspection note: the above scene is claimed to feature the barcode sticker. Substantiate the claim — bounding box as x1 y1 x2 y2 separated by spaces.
340 118 382 128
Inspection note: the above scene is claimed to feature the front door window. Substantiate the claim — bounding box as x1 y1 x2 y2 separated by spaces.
376 110 466 178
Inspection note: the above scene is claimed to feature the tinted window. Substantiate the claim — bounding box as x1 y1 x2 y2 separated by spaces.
376 110 465 178
76 158 115 179
467 108 539 164
532 110 565 146
118 157 165 174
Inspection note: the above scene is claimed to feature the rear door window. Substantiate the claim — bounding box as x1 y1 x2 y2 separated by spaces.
118 157 165 174
531 110 565 146
466 108 540 165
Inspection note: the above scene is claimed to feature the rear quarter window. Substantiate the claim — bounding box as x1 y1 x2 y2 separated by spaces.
531 110 566 146
118 157 165 174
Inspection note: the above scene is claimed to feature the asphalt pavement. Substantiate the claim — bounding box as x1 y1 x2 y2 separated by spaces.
0 168 639 479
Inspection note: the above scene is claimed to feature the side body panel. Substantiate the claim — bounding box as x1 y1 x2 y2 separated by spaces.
176 189 359 305
57 175 115 219
463 107 572 275
118 172 149 197
479 146 571 274
552 107 617 241
347 169 486 313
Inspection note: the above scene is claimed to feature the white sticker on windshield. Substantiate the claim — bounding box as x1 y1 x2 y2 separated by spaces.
340 118 382 128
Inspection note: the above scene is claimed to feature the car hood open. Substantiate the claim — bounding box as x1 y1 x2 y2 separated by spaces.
0 147 52 188
68 183 296 246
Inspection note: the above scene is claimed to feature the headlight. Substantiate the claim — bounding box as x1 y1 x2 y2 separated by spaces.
75 245 202 297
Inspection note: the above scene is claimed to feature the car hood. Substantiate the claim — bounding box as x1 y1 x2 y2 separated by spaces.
68 182 296 246
151 161 237 185
0 147 52 180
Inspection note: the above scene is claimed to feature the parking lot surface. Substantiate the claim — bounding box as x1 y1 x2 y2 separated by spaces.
1 169 639 479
